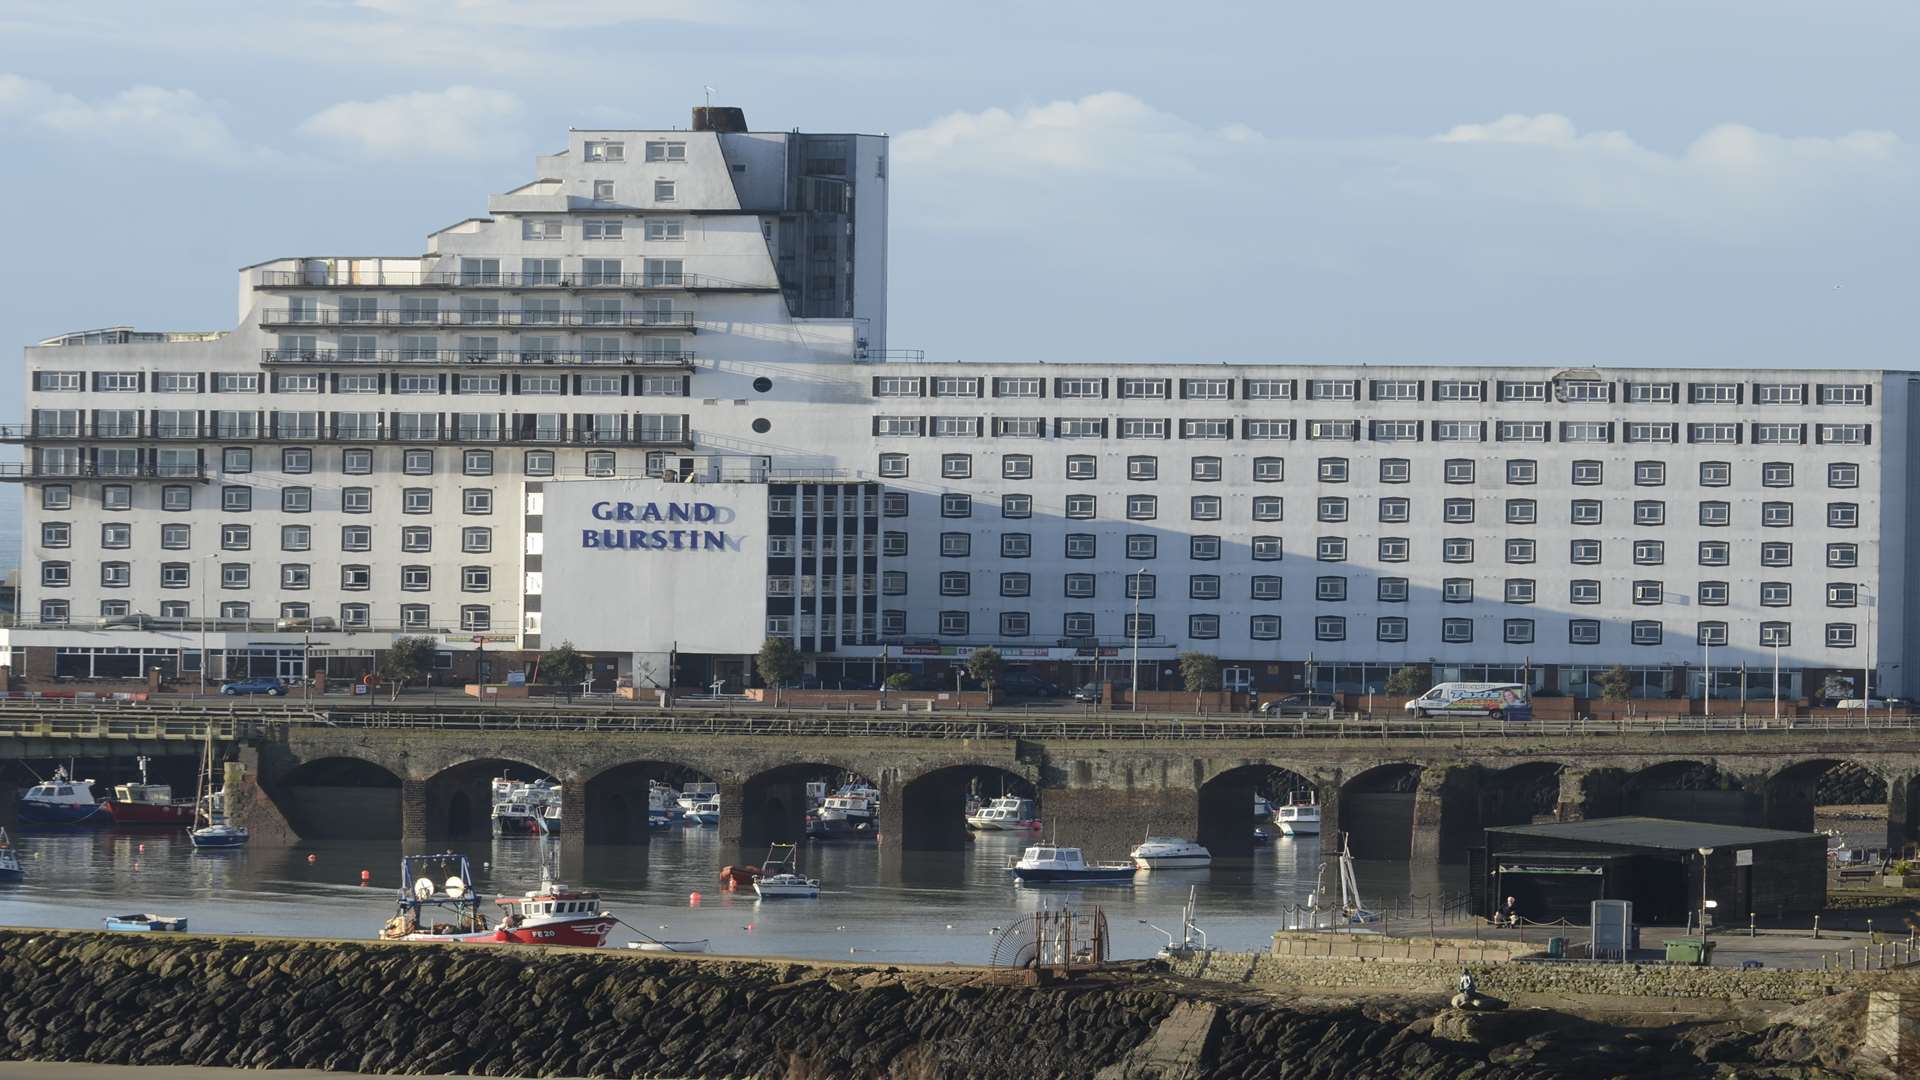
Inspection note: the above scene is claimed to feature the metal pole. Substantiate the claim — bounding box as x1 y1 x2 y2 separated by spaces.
1131 567 1142 713
1773 644 1780 723
198 553 212 696
1703 639 1711 718
1864 584 1873 712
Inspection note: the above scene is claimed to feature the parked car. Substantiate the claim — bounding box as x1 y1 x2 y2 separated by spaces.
998 671 1062 698
1835 697 1895 710
1072 681 1129 703
1403 682 1531 720
1259 692 1339 716
221 676 287 697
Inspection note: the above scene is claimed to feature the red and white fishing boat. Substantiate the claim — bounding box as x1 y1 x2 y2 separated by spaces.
105 756 196 828
379 851 614 947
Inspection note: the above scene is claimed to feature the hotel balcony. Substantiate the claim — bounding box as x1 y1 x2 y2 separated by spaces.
258 348 697 367
258 309 698 330
254 270 777 292
0 462 208 482
0 422 693 450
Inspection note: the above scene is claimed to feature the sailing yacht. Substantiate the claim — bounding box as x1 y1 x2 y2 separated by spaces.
189 728 248 850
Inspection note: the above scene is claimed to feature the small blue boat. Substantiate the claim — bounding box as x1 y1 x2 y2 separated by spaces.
17 768 107 826
1007 845 1138 885
105 914 188 932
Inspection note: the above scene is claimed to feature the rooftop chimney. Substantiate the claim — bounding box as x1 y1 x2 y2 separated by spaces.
691 106 748 134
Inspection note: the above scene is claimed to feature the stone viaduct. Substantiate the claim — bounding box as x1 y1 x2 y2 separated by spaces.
226 723 1920 862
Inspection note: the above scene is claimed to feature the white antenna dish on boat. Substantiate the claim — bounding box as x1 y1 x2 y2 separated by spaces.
444 876 467 899
413 877 436 900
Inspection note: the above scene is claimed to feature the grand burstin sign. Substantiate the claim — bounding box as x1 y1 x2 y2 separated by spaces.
581 500 741 551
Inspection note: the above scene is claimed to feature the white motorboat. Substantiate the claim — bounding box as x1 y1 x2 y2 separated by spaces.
627 939 710 953
1007 845 1138 885
1274 793 1321 837
676 782 719 814
684 798 720 826
1130 836 1212 870
966 795 1040 831
752 843 819 899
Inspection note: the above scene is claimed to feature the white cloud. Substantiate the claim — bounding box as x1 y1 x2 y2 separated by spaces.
299 86 524 158
1433 112 1637 152
352 0 740 27
896 92 1250 175
0 73 269 164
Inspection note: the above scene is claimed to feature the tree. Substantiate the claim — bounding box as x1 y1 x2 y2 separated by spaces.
757 638 802 705
539 642 588 703
1179 652 1221 710
1384 665 1429 699
966 647 1005 700
1597 665 1633 717
376 636 437 701
883 672 914 691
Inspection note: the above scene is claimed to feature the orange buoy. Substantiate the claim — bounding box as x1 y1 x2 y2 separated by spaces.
137 844 145 852
360 869 371 882
307 854 318 863
688 891 702 905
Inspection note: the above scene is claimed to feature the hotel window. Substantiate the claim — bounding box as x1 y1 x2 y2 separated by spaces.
1570 579 1601 605
1689 423 1741 444
1001 494 1031 519
1631 620 1664 646
217 524 251 551
1183 378 1229 399
1066 455 1097 479
1125 614 1156 640
1253 536 1284 561
1315 576 1346 602
1061 612 1095 638
1625 382 1676 403
1061 574 1097 600
1828 543 1858 568
1368 616 1405 643
1754 383 1804 405
1190 535 1222 560
1821 384 1870 405
1690 383 1739 404
42 486 71 510
1505 460 1536 484
280 487 313 514
1698 501 1730 527
994 417 1044 437
1126 494 1158 520
1443 498 1473 524
1244 419 1293 440
1188 574 1221 600
40 521 69 548
100 562 131 588
1625 423 1675 444
403 489 432 514
1692 462 1730 489
396 566 430 592
1065 534 1096 559
1442 538 1473 563
1562 422 1610 443
1761 544 1792 570
402 449 434 475
1187 456 1223 482
1756 462 1795 488
1126 573 1157 600
279 564 310 590
1252 457 1283 482
932 416 980 437
1182 419 1230 439
1317 496 1348 522
1497 381 1546 402
1363 577 1404 604
1378 497 1408 523
1697 622 1729 647
1378 536 1410 561
463 489 493 515
1506 499 1536 525
1371 420 1419 442
877 453 908 478
1695 580 1730 606
1001 454 1033 479
1571 460 1602 485
941 493 972 518
1760 581 1792 607
1828 502 1859 528
1307 379 1357 400
1252 576 1283 601
1504 618 1535 644
281 524 311 552
1762 502 1793 527
1818 424 1870 444
1118 377 1167 399
1371 379 1421 401
993 377 1042 397
878 572 906 595
652 180 676 202
100 523 131 549
1243 378 1294 401
1000 612 1032 637
1759 622 1790 647
1497 421 1547 443
1318 457 1348 482
1252 615 1283 640
1433 380 1483 402
874 377 922 398
1120 418 1167 439
34 370 82 391
1126 456 1159 481
1755 424 1804 445
1826 582 1858 608
940 533 971 557
1378 458 1411 483
1700 541 1731 566
1442 459 1474 484
399 605 430 630
1570 620 1602 645
1064 494 1096 519
999 532 1032 558
881 532 908 557
1434 421 1482 442
340 604 370 630
1315 616 1346 641
1126 534 1157 559
1570 539 1601 564
1828 463 1859 488
1314 536 1345 561
1307 419 1356 440
941 453 972 479
1633 540 1664 565
103 485 132 510
1190 495 1221 521
41 562 72 588
933 377 980 398
221 486 251 512
1441 618 1473 643
523 451 554 477
1827 623 1858 647
1055 378 1104 398
1506 538 1536 563
1633 501 1665 526
939 571 970 596
875 416 923 437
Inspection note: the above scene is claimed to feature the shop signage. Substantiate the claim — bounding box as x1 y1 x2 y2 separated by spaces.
582 500 740 551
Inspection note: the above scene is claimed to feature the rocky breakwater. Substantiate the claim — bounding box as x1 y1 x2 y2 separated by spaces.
1 929 1913 1078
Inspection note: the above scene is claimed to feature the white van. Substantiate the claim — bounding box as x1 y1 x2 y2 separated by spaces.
1404 682 1531 720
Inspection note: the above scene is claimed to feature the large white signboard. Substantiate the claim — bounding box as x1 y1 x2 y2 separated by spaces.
538 479 768 654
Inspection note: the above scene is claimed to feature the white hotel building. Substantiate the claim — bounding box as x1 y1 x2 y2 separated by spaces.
4 106 1916 703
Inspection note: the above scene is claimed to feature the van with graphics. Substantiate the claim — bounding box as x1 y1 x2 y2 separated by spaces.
1404 682 1531 720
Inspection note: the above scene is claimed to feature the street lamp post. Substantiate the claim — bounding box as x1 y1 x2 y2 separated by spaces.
1702 638 1712 718
1697 847 1715 937
197 553 217 696
1130 566 1144 713
1860 583 1875 709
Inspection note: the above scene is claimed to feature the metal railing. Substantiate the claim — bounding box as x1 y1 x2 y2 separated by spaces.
853 349 928 363
260 310 698 329
260 348 696 367
0 462 206 481
255 270 774 291
0 713 258 740
0 423 692 449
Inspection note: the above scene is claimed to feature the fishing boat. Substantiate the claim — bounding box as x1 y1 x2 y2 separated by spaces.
1293 833 1380 929
0 828 22 882
189 728 248 850
752 843 820 899
17 767 106 826
104 914 188 932
1273 792 1321 837
491 777 560 835
806 792 876 840
106 756 196 828
676 782 719 815
627 939 710 953
650 780 686 824
1007 845 1138 885
683 798 720 826
379 851 615 946
1130 836 1213 869
966 795 1041 831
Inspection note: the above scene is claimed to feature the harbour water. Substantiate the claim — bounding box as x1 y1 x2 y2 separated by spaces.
0 828 1467 962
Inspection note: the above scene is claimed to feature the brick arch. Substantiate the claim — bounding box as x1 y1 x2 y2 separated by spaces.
735 758 887 848
1759 756 1893 834
895 761 1040 851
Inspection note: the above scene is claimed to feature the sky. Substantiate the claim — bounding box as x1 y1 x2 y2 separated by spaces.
1 0 1916 415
